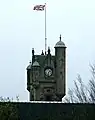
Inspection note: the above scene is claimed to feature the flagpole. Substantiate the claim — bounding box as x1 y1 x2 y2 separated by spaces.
45 3 47 55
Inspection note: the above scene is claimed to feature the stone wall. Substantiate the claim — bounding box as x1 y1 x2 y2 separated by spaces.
0 102 95 120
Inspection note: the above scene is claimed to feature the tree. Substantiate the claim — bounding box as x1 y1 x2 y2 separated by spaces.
0 96 19 119
64 63 95 103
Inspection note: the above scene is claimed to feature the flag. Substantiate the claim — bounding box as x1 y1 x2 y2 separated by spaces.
33 5 45 11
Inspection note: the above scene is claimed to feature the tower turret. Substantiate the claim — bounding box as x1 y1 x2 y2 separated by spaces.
31 59 40 101
26 61 32 92
54 35 66 101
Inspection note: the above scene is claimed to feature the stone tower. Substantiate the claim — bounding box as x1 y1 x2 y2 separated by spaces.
26 35 66 101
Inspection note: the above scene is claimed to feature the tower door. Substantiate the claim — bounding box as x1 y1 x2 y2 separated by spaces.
45 95 52 101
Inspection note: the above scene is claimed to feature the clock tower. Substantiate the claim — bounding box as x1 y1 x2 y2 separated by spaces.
26 35 66 101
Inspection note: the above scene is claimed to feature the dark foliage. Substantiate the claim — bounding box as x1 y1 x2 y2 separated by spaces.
0 96 19 120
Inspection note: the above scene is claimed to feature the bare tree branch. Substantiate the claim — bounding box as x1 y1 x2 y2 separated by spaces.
64 63 95 103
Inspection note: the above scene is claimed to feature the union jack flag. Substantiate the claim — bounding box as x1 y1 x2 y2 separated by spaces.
33 5 45 11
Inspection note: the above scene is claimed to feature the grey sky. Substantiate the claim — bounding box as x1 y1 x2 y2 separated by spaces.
0 0 95 101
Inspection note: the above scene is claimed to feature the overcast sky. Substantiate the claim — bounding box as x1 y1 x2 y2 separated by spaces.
0 0 95 101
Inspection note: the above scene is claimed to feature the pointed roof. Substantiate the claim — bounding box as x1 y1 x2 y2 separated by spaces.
26 61 32 70
32 61 40 67
55 35 66 48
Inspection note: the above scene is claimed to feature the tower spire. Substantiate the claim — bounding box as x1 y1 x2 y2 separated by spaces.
59 34 61 41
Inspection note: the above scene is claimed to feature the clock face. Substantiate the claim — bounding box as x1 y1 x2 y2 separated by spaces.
45 68 52 77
